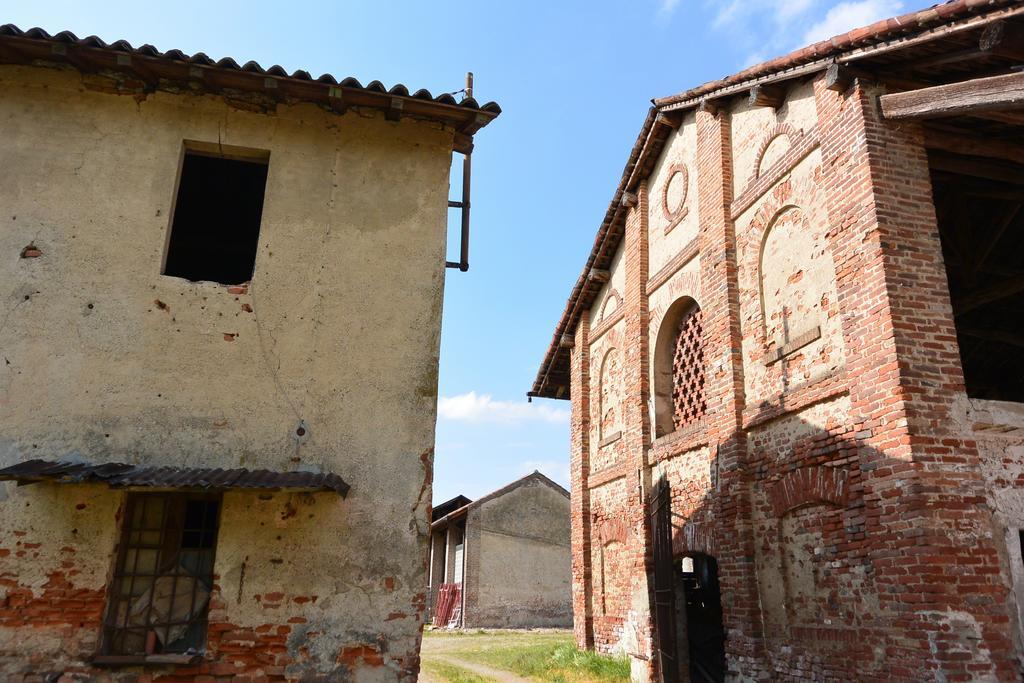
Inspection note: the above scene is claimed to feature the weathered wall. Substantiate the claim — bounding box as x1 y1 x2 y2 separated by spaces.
462 478 571 629
954 397 1024 670
569 71 1023 681
0 63 455 680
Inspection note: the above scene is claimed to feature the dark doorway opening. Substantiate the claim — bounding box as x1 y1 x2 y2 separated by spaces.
164 148 270 285
678 554 725 683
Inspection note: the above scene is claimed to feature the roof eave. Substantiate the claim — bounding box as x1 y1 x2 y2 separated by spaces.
0 26 501 136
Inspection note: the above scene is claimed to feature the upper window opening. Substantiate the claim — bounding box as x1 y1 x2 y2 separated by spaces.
653 298 706 437
164 145 270 285
103 493 221 658
929 139 1024 403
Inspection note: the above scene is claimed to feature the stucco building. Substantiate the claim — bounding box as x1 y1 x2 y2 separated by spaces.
0 25 498 681
531 2 1024 681
428 472 572 629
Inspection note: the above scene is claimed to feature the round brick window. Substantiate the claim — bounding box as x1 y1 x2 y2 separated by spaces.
661 163 689 222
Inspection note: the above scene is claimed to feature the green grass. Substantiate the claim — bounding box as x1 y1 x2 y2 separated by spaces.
421 659 492 683
453 635 630 682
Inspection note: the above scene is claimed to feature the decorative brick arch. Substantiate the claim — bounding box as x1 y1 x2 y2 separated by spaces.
768 466 850 517
599 288 622 322
750 123 800 187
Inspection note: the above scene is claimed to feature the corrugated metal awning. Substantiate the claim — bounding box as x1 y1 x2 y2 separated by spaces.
0 459 349 496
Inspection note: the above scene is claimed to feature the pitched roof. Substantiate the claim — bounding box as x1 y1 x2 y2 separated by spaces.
430 471 569 529
0 458 350 496
530 0 1023 400
0 25 500 139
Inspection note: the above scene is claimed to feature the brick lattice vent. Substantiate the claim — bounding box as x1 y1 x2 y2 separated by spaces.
672 304 706 429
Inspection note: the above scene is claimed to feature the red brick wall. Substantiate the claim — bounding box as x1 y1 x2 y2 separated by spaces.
568 72 1022 680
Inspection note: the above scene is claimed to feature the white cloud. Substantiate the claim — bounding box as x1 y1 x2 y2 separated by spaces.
522 459 571 487
802 0 903 44
438 391 570 424
660 0 682 17
713 0 818 29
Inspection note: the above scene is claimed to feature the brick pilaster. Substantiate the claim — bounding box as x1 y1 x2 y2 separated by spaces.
569 310 593 648
623 182 655 677
817 78 1016 680
695 107 764 673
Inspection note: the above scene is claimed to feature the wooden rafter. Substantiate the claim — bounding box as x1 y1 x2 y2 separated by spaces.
954 271 1024 316
922 127 1024 165
929 152 1024 186
960 327 1024 350
973 203 1022 273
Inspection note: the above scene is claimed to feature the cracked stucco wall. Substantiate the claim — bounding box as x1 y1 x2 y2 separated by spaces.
0 64 453 680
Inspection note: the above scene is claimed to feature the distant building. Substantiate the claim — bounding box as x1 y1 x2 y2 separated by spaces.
428 472 572 629
0 24 498 681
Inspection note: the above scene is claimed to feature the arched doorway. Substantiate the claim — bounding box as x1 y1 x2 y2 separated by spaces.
677 554 725 682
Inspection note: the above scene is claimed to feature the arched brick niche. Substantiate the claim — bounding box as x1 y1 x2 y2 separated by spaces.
758 204 835 359
596 347 623 443
741 173 840 369
652 297 706 438
593 517 628 617
751 123 800 186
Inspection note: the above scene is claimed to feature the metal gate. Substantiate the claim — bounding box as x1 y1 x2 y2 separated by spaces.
651 476 679 683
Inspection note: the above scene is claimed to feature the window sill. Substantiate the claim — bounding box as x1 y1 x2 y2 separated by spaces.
92 654 203 667
599 431 622 448
765 325 821 365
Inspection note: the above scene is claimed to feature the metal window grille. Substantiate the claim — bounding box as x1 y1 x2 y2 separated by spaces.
672 304 706 430
103 493 221 656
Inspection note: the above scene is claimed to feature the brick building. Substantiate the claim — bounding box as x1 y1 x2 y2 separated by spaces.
0 25 498 681
531 2 1024 680
427 472 572 629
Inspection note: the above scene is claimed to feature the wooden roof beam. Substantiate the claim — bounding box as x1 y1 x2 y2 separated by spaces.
980 20 1024 62
749 84 785 109
923 126 1024 165
880 70 1024 120
928 151 1024 186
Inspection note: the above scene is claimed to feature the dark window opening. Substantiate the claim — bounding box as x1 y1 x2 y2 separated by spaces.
103 493 221 657
929 124 1024 402
164 149 269 285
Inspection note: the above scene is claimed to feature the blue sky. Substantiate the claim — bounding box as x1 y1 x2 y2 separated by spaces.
7 0 931 502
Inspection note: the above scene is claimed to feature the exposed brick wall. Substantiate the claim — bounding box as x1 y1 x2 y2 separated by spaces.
0 489 424 682
567 69 1024 681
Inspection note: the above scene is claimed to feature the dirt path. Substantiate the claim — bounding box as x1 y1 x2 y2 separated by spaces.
429 654 531 682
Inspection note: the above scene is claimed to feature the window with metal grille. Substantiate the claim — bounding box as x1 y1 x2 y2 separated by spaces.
103 493 220 657
671 304 706 431
653 298 707 438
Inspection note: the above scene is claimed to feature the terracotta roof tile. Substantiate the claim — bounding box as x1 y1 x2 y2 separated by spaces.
0 24 501 127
